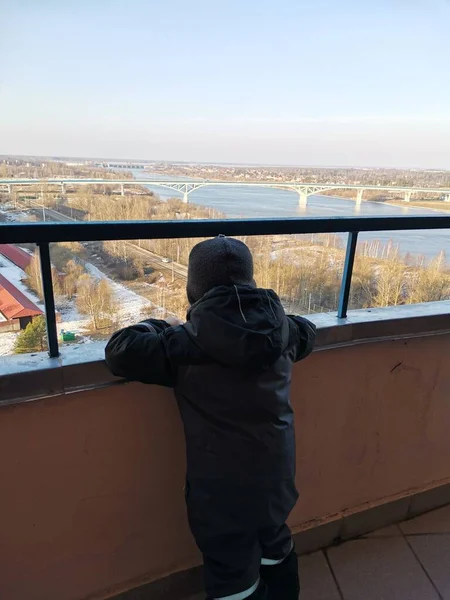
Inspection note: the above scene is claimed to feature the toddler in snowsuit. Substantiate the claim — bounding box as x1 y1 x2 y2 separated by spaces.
105 236 316 600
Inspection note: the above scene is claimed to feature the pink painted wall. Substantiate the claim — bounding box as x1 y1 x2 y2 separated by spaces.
0 334 449 600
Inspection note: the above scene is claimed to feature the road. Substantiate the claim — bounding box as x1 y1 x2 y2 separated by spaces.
27 202 188 281
127 244 187 280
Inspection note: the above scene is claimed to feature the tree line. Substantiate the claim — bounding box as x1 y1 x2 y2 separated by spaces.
149 162 450 189
248 237 450 314
0 158 132 181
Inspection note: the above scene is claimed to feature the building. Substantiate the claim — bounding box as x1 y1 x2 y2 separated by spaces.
0 244 32 271
0 273 43 331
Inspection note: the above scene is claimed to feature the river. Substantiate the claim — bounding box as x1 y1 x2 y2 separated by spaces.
129 170 450 261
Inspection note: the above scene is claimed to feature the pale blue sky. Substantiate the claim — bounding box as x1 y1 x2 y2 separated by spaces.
1 0 449 167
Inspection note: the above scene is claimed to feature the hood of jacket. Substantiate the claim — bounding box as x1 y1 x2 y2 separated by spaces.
185 285 290 370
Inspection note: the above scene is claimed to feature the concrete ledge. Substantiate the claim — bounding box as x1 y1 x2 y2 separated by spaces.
311 300 450 350
340 497 410 540
294 517 343 555
0 342 118 406
106 480 450 600
1 301 449 406
408 482 450 517
0 352 63 406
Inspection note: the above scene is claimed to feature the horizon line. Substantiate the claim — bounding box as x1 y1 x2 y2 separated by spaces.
1 153 450 173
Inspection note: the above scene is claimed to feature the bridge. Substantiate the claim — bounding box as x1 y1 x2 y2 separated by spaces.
1 178 450 206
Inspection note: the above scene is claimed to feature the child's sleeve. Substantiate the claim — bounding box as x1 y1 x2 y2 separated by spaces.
287 315 317 362
105 319 176 387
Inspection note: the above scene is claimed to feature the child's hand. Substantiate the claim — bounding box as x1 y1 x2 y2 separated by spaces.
166 316 184 327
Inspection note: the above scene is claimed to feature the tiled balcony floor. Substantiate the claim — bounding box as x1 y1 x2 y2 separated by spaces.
186 505 450 599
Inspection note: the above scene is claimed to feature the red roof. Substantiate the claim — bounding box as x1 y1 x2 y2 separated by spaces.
0 273 43 320
0 244 32 271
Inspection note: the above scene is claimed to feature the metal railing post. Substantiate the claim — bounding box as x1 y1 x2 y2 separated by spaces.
338 231 359 319
38 242 59 357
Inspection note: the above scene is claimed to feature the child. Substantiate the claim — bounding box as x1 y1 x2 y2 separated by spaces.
105 235 316 600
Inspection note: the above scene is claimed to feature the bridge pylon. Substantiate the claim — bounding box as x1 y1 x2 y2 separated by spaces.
356 189 364 205
297 190 308 207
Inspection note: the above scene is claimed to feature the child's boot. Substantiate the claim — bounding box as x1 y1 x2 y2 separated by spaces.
260 548 300 599
205 579 268 600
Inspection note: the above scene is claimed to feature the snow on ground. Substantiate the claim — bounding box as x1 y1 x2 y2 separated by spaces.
19 246 34 256
0 332 17 356
55 298 91 343
85 263 152 326
0 206 32 222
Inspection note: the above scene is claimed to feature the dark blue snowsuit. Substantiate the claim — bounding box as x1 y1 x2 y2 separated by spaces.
105 285 316 599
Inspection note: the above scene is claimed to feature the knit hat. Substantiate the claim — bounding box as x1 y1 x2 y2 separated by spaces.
187 236 255 304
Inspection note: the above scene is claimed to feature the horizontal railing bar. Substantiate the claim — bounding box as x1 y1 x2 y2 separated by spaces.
1 215 450 244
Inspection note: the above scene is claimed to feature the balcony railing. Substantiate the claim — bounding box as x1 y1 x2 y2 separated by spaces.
1 214 450 358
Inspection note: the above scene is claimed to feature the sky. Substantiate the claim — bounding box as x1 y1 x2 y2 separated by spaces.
1 0 450 168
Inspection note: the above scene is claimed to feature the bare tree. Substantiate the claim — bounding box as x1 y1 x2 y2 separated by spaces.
373 259 405 307
26 251 43 298
26 249 67 300
407 251 450 304
63 260 84 298
76 274 117 330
